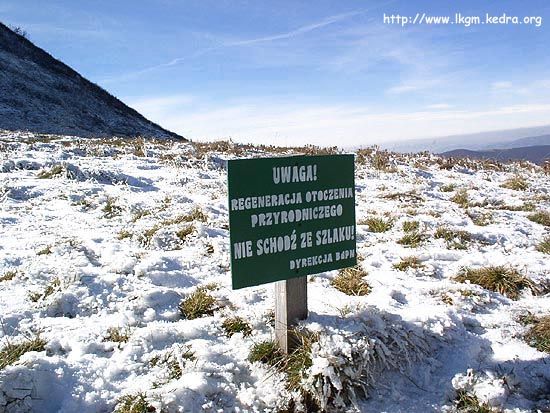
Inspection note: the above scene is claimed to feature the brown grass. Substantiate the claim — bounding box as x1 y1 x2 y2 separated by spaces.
331 266 370 296
0 335 47 370
393 256 425 271
179 287 217 319
524 315 550 353
454 266 536 300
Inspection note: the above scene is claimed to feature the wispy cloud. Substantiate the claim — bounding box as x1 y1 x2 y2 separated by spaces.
102 9 369 84
227 10 365 46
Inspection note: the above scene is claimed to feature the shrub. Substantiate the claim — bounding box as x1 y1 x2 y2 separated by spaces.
222 316 252 337
397 231 426 248
9 25 28 38
393 256 425 271
524 315 550 353
402 220 419 232
301 310 431 411
500 175 529 191
454 266 536 300
434 227 472 250
451 189 470 208
0 335 47 370
113 393 154 413
362 217 393 233
536 236 550 254
528 211 550 227
331 266 370 296
179 287 217 319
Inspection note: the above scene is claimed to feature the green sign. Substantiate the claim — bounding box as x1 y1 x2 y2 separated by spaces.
228 154 356 289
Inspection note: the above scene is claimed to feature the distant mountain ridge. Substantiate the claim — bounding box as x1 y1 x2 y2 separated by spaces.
441 145 550 165
0 22 182 139
484 134 550 149
382 125 550 154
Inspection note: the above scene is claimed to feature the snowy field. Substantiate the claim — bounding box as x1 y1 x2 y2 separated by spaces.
0 132 549 412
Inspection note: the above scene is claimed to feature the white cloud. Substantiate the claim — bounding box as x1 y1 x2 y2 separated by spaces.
491 81 513 90
132 97 550 147
427 104 452 110
128 95 194 112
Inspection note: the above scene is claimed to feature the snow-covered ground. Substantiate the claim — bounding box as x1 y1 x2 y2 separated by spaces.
0 132 548 412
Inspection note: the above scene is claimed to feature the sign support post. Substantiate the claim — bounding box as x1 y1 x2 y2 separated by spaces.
275 276 307 353
227 154 356 354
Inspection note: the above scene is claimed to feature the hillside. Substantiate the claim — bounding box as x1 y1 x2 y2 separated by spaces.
441 145 550 165
0 132 549 412
0 23 182 139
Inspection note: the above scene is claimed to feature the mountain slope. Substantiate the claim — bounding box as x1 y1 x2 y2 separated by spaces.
0 22 182 139
1 133 549 412
441 145 550 165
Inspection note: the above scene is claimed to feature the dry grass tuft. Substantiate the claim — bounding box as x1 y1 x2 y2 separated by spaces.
117 230 133 240
103 197 123 219
104 327 131 344
524 315 550 353
440 183 456 192
451 189 470 208
248 340 283 366
466 210 493 226
536 236 550 254
528 210 550 227
37 164 64 179
397 231 426 248
113 393 155 413
179 287 217 319
0 335 47 370
454 266 536 300
331 266 370 296
434 226 472 250
361 216 393 233
222 316 252 337
0 270 18 282
402 220 420 232
393 256 425 271
176 225 195 241
453 389 494 413
500 175 529 191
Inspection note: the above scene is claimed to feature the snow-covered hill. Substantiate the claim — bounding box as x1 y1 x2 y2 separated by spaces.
0 23 182 139
0 132 549 412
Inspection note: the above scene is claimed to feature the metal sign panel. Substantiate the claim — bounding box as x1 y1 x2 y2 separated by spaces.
228 154 356 289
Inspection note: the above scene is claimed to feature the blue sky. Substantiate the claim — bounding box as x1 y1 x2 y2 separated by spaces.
2 0 550 146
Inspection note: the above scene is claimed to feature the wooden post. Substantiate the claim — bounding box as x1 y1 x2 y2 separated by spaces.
275 276 308 354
